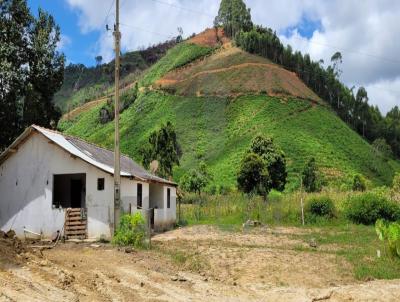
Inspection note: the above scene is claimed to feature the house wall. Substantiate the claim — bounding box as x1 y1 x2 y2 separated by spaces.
0 132 148 239
152 185 176 231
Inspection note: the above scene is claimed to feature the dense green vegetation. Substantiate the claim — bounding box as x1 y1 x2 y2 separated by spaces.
60 90 400 189
54 39 177 113
232 17 400 159
237 135 287 197
345 193 400 224
139 121 182 178
1 0 64 150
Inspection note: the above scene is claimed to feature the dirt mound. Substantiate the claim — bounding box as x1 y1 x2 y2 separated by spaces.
188 28 230 47
156 46 321 102
0 230 28 265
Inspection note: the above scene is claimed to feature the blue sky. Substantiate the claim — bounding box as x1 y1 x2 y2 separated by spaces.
27 0 322 67
26 0 400 113
28 0 100 65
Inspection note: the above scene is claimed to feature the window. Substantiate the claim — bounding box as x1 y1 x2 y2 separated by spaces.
137 183 142 209
167 188 171 209
97 178 105 191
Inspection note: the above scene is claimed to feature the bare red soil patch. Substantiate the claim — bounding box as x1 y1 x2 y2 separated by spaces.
156 47 320 102
188 28 230 47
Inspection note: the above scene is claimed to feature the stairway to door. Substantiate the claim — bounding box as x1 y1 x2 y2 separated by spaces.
65 208 87 239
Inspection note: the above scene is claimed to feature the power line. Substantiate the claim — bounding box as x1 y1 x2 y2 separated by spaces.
148 0 400 66
120 22 175 39
102 0 115 28
150 0 214 18
286 35 400 65
116 1 400 97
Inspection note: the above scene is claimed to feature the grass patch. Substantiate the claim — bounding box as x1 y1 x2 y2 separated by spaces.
293 224 400 280
155 243 209 272
178 191 400 280
140 42 214 86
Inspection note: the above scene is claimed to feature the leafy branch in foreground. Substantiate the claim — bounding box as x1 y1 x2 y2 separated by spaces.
375 219 400 258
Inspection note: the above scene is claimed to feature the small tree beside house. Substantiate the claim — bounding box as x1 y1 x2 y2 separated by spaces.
180 162 213 195
140 122 182 179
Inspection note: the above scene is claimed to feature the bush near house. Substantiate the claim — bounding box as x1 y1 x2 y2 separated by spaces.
352 174 367 192
112 213 147 248
305 196 336 222
345 193 400 225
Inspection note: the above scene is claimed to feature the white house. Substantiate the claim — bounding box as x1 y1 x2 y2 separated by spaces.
0 125 177 239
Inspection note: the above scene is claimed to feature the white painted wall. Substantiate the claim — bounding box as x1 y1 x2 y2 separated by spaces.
0 132 140 239
152 185 176 230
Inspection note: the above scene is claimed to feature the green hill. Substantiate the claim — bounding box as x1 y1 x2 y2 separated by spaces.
54 39 177 113
58 32 400 190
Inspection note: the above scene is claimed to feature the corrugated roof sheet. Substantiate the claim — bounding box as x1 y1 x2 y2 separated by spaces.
0 125 176 186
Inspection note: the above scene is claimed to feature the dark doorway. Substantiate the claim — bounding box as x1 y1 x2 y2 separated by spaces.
150 208 154 228
70 179 83 208
53 173 86 208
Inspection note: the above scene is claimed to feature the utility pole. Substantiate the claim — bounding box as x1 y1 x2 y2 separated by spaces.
113 0 121 234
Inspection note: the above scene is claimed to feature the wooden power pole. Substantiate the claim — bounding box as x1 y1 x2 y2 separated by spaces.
113 0 121 234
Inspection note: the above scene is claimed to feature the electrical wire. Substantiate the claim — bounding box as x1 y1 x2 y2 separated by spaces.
150 0 400 66
150 0 214 18
120 22 175 39
102 0 115 28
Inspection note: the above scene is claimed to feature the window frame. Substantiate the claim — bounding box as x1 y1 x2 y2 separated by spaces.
97 178 105 191
167 188 171 209
137 183 143 209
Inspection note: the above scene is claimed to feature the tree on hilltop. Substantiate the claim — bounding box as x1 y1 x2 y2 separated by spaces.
214 0 253 38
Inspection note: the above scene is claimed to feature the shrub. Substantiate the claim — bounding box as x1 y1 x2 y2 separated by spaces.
237 152 271 198
352 174 366 192
305 196 336 218
112 213 147 248
375 219 400 258
391 172 400 202
302 158 321 193
345 193 400 225
180 162 213 195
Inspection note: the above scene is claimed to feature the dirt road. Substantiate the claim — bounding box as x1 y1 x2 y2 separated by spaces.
1 225 399 301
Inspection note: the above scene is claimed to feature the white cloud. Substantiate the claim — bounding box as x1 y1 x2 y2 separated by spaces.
364 77 400 114
57 34 71 51
65 0 400 114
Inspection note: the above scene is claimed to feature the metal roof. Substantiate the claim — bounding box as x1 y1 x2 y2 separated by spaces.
0 125 177 186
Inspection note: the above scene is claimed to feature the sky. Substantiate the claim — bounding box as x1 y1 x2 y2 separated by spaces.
28 0 400 114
